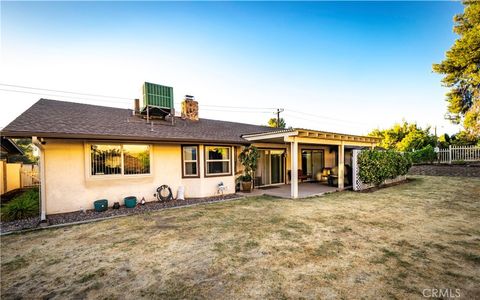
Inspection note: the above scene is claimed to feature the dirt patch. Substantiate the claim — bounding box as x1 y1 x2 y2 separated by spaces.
357 178 411 193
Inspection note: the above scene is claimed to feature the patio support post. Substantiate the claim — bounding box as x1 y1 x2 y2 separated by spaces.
32 136 46 221
338 142 345 190
290 139 299 198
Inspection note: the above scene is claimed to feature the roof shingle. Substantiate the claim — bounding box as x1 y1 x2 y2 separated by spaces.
1 99 278 144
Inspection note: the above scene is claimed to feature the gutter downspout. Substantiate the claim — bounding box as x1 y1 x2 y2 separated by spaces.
32 136 46 221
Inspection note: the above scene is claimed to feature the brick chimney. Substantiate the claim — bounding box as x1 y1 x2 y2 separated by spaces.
134 98 140 114
181 95 199 121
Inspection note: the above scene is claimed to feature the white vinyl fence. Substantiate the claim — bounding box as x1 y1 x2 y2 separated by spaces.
351 150 406 191
436 145 480 164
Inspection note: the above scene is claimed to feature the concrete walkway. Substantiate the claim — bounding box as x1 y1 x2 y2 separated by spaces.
239 182 338 199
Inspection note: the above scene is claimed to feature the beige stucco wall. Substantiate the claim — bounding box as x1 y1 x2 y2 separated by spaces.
43 140 235 214
0 160 5 194
6 163 22 192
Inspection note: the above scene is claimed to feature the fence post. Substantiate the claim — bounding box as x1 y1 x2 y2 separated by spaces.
448 145 452 164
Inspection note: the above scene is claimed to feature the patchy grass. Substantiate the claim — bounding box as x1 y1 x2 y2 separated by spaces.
1 176 479 299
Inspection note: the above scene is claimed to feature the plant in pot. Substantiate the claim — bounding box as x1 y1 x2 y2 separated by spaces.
239 145 260 192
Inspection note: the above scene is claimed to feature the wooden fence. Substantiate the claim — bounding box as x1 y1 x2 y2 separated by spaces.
436 145 480 164
0 162 39 195
21 164 40 187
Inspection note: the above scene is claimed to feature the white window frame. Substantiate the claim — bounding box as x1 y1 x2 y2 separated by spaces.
85 142 153 180
182 145 199 178
205 146 232 177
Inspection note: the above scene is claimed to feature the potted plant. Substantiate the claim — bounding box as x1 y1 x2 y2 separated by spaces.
239 145 260 192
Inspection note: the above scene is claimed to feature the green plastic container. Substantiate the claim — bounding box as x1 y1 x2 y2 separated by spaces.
124 196 137 208
93 199 108 212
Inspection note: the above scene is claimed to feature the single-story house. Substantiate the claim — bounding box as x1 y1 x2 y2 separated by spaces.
1 98 380 220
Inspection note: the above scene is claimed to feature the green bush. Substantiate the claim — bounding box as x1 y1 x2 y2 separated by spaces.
358 150 412 186
410 145 437 164
1 188 39 221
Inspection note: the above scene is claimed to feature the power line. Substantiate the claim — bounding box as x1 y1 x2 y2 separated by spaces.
0 88 132 105
200 104 277 110
283 113 373 129
0 83 377 127
202 108 272 113
0 83 134 101
286 109 375 126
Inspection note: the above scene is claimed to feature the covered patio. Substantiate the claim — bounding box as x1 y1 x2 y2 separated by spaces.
244 128 381 198
238 182 337 199
259 182 337 198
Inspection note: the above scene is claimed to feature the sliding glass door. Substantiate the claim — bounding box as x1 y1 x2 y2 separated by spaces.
301 149 324 180
255 149 285 186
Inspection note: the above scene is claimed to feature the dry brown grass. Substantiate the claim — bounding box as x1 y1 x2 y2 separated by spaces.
1 176 479 299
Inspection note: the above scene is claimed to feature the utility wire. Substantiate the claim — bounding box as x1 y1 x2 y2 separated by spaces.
0 83 133 101
201 108 273 113
0 88 132 105
0 83 376 127
286 109 376 126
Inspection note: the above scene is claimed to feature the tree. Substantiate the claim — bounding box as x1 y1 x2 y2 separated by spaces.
268 117 286 129
6 138 37 163
368 121 436 151
432 1 480 137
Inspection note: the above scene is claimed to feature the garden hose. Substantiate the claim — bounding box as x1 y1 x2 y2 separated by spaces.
156 185 174 202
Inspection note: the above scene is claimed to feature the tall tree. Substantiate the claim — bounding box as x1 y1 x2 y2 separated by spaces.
433 1 480 137
268 117 286 129
7 138 37 163
368 121 436 151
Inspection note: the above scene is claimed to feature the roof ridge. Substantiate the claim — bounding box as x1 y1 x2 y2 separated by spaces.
38 98 272 128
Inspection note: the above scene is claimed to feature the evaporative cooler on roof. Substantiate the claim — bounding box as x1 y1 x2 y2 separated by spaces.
141 82 174 118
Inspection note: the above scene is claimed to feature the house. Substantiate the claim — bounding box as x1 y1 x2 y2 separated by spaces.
1 97 380 220
0 137 25 195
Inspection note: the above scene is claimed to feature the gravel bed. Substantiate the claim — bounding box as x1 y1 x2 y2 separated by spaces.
0 217 41 234
1 194 241 233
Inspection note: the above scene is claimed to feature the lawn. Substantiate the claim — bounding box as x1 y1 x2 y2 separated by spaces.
1 176 479 299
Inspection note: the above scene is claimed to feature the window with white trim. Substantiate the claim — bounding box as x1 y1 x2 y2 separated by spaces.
90 144 150 176
205 146 231 176
182 145 199 177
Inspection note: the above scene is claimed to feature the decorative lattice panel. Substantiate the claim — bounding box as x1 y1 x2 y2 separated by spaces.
352 150 406 191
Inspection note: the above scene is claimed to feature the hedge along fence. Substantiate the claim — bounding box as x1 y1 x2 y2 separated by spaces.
410 145 437 164
352 149 412 190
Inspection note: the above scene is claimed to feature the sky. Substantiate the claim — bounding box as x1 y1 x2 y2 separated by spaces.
0 1 464 136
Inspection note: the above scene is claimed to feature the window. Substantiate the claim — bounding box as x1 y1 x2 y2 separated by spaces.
123 145 150 175
90 144 150 176
205 146 231 176
182 145 199 177
91 145 122 175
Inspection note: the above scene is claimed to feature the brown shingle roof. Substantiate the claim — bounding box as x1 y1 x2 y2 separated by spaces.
1 99 278 144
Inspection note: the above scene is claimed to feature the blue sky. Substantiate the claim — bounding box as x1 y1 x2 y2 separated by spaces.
0 1 463 135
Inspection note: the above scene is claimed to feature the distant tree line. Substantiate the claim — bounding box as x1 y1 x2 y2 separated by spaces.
368 121 479 152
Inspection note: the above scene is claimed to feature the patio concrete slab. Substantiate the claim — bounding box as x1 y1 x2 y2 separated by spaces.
239 182 338 199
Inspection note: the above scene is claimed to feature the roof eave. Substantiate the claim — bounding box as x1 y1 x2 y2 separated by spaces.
0 130 251 145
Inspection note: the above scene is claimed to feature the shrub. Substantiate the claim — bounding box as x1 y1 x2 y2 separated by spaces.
358 150 412 186
410 145 437 164
1 188 39 221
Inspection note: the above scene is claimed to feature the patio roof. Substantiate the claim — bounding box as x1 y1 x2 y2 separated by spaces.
242 128 381 147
